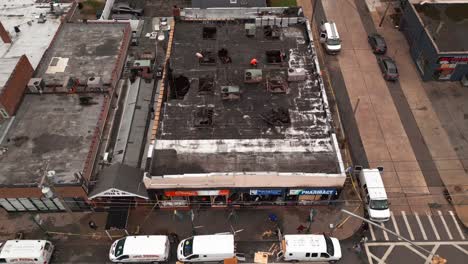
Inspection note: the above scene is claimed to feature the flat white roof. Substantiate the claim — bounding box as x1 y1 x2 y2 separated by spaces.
193 234 234 255
284 235 327 253
0 0 71 70
0 57 20 89
122 236 168 256
0 240 49 258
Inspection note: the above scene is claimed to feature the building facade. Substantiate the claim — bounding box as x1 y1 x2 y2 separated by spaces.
400 0 468 81
142 7 346 209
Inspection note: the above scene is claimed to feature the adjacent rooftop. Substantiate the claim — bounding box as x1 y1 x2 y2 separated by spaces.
414 3 468 52
35 22 128 85
151 19 340 176
0 20 129 186
0 0 71 68
0 94 104 185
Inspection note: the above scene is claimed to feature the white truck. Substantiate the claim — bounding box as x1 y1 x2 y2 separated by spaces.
319 21 342 54
177 234 235 262
357 168 391 222
281 234 342 263
0 240 54 264
109 235 170 263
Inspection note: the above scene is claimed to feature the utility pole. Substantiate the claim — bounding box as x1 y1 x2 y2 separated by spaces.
341 209 447 264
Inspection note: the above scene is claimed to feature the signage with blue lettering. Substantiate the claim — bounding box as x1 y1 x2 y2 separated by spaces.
250 189 284 195
289 189 337 195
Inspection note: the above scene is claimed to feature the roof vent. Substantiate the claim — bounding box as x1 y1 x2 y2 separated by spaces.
27 78 45 93
87 76 103 91
287 68 306 82
193 107 214 127
221 86 240 101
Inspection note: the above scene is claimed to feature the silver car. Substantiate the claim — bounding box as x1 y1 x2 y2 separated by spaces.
112 2 143 16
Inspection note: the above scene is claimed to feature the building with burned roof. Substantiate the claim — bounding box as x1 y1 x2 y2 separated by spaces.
142 7 345 207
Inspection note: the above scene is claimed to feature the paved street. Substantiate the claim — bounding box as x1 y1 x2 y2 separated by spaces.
363 210 468 263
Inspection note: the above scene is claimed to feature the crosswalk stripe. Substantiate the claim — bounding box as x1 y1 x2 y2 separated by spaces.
449 210 466 240
391 211 401 240
402 211 415 240
426 212 440 240
438 210 453 240
381 223 389 241
370 223 376 241
414 212 427 240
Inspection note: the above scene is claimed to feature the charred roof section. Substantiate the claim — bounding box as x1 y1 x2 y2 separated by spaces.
151 18 340 176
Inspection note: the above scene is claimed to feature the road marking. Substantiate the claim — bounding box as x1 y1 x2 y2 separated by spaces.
402 211 415 240
438 210 453 240
426 212 440 240
391 211 402 240
453 244 468 255
404 244 428 259
380 223 389 241
369 222 376 241
414 212 428 240
425 244 440 264
364 243 374 264
378 244 394 264
449 210 466 240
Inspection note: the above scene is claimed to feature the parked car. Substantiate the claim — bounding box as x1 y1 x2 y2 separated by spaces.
112 2 143 16
377 56 399 81
368 33 387 54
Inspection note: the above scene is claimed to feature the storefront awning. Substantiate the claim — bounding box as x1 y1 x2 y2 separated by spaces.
88 163 149 200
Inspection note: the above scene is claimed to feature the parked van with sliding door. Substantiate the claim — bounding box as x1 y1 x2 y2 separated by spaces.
282 234 342 263
177 234 235 262
109 235 170 263
319 21 342 54
358 168 390 222
0 240 54 264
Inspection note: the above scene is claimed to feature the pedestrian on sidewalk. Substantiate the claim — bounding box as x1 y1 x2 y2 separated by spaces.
88 220 98 230
173 5 181 22
353 243 362 253
296 224 305 233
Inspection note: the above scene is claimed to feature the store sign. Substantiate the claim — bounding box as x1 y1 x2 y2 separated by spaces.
165 190 230 197
250 189 283 195
100 188 135 197
289 189 337 195
438 56 468 65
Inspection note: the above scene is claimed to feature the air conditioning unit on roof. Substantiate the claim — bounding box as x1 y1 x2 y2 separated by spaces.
27 78 45 93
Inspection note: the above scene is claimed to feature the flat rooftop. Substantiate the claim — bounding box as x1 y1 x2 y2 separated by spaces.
0 94 104 185
414 3 468 52
0 0 71 68
0 57 20 92
35 22 128 85
151 21 339 176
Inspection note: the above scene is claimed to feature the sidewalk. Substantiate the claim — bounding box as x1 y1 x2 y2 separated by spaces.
127 203 363 241
365 0 468 227
0 210 108 240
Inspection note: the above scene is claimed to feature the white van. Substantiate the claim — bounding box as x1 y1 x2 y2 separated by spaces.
282 234 341 263
177 234 234 262
0 240 54 264
319 21 342 54
358 168 391 222
109 235 170 263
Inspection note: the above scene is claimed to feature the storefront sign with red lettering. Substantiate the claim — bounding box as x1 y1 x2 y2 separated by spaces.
438 56 468 64
164 190 230 196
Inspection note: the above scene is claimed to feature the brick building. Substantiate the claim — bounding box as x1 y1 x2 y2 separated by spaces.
0 55 34 122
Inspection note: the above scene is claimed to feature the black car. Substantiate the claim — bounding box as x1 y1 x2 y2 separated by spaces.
368 33 387 54
377 56 399 81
